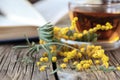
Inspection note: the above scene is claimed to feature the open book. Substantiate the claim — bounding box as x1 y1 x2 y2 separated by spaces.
0 0 69 42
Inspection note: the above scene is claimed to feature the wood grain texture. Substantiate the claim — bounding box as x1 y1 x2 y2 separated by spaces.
0 45 55 80
57 49 120 80
0 44 120 80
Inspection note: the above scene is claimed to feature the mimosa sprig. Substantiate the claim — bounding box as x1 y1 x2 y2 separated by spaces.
14 17 120 74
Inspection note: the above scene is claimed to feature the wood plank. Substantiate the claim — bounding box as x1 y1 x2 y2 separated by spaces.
46 65 56 80
5 47 29 80
107 50 120 80
31 51 48 80
87 71 108 80
11 48 32 80
17 65 26 80
105 72 119 80
0 46 7 56
31 63 47 80
6 48 22 79
1 44 120 80
0 46 10 69
1 47 15 80
114 71 120 80
0 46 11 77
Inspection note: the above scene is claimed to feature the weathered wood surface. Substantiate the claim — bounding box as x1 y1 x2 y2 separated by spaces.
57 48 120 80
0 44 120 80
0 45 55 80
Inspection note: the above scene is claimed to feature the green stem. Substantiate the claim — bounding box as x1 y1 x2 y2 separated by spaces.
41 44 52 61
41 44 49 54
24 35 31 46
45 42 79 51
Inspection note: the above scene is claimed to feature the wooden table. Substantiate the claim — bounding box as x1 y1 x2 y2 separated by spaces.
0 44 55 80
0 43 120 80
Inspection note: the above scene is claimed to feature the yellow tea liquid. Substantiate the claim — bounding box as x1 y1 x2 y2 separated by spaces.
70 8 120 40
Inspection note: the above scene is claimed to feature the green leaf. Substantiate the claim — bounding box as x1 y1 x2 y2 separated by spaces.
90 66 97 71
21 56 33 64
99 66 116 72
92 37 97 42
40 34 53 38
41 44 52 62
39 22 52 28
24 35 31 46
82 34 88 42
31 42 36 46
40 28 53 31
13 45 29 49
36 45 41 52
89 33 98 42
66 30 73 36
104 66 116 72
86 33 90 42
30 48 37 56
38 23 54 43
40 31 53 35
40 37 53 42
48 52 52 62
99 66 106 71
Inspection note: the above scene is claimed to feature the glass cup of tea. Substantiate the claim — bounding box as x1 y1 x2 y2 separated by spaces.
68 0 120 50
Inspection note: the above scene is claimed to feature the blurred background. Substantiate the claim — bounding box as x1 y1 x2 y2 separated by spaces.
32 0 71 26
0 0 71 43
0 0 71 27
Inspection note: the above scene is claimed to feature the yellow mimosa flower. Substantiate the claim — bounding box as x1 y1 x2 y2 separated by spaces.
44 57 48 62
83 30 88 35
40 57 44 62
63 58 69 63
117 66 120 71
73 61 78 66
80 47 85 53
36 62 41 66
82 63 90 69
95 60 100 65
60 63 67 69
39 66 46 71
52 56 57 62
103 62 109 68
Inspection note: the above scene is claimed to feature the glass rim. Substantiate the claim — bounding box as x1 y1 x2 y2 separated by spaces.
69 1 120 6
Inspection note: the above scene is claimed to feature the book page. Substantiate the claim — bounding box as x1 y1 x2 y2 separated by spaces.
33 0 70 24
0 16 34 27
0 0 47 27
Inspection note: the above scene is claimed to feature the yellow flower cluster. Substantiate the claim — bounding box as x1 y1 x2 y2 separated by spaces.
50 45 57 53
36 17 116 72
85 45 109 68
36 54 58 71
54 27 71 40
88 22 113 33
53 17 113 41
40 57 48 62
70 17 78 31
76 60 92 70
37 43 111 71
57 49 82 61
62 45 109 70
36 56 49 71
39 65 47 71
